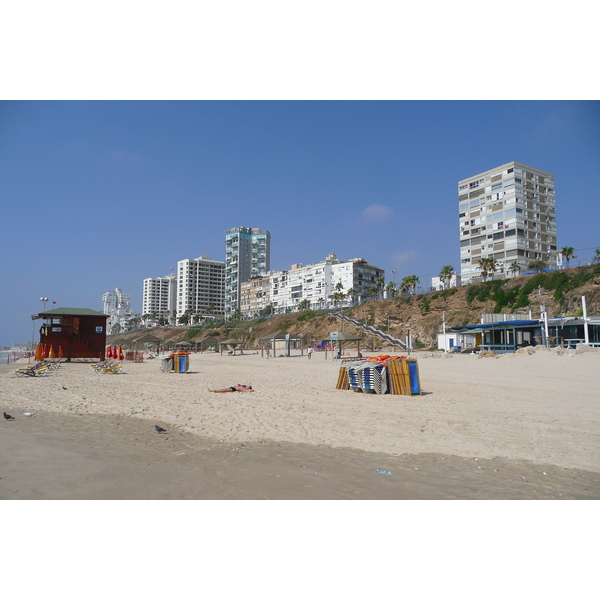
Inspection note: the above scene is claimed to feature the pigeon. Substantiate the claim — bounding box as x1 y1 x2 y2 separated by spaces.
4 412 15 420
155 425 167 434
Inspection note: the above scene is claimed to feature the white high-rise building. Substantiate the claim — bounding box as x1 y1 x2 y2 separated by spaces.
177 256 225 321
142 275 177 325
257 253 384 316
102 287 138 333
459 161 557 284
225 227 270 317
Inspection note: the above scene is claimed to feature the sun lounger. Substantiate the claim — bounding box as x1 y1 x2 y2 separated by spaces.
90 359 122 374
14 362 51 377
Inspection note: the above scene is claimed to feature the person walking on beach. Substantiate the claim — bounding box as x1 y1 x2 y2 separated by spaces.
208 384 254 393
307 347 313 359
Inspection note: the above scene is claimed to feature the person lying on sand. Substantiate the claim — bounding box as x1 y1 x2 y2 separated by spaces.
208 384 254 393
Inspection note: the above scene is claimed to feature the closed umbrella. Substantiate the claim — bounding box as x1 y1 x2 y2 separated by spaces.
35 343 43 361
58 346 63 358
118 345 124 361
43 344 49 358
48 345 55 358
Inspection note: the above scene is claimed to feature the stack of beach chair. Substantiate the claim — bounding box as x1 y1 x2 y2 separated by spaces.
336 356 421 396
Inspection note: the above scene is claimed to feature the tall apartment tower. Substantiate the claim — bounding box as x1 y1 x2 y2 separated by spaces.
225 227 270 317
177 256 225 321
102 287 137 333
458 161 556 284
142 275 177 325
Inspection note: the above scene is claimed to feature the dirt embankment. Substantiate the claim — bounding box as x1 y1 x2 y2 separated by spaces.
109 266 600 350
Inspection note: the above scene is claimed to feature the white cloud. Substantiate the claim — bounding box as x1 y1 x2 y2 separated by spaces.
390 250 419 266
360 204 393 222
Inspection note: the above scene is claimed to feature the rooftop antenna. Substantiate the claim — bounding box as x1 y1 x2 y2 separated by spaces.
205 248 210 258
170 266 174 276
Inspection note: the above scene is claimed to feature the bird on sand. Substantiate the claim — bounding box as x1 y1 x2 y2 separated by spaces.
155 425 167 434
4 412 15 420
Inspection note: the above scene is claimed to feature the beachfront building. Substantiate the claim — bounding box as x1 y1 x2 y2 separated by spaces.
177 256 225 322
142 274 177 326
102 287 138 334
459 162 557 284
431 273 461 291
225 227 270 318
266 253 384 315
240 275 271 317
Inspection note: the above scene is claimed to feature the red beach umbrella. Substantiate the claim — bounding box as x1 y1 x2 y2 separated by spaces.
118 345 124 361
43 344 49 358
58 345 63 358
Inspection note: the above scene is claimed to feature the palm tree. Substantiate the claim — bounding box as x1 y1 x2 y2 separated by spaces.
385 281 397 298
477 257 497 282
401 275 419 295
560 246 577 268
368 286 378 299
509 261 521 278
375 276 385 299
346 288 357 305
439 265 455 289
594 249 600 264
298 298 310 311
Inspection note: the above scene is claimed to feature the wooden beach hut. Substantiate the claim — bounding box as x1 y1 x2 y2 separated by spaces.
321 331 364 359
260 331 304 358
219 338 244 355
32 307 108 361
133 332 164 355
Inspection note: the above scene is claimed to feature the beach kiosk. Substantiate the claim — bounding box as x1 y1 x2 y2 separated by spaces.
32 307 108 361
321 331 364 359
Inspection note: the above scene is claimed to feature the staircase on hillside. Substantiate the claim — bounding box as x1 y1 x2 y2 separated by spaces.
334 313 409 351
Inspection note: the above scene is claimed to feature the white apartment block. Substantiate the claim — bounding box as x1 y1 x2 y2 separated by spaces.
246 253 384 316
459 161 557 284
225 227 270 317
102 287 138 333
177 256 225 320
142 275 177 324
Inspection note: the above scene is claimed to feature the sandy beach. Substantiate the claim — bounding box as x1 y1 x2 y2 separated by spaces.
1 349 599 499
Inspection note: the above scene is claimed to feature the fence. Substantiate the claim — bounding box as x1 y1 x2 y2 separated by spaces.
125 351 144 363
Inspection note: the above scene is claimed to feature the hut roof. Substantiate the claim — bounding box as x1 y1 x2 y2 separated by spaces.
260 330 302 341
33 307 108 319
133 333 164 343
219 338 244 345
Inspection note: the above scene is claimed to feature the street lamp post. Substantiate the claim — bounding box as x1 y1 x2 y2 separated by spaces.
40 297 48 312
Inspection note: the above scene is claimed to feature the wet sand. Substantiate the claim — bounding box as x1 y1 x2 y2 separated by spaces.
1 411 598 500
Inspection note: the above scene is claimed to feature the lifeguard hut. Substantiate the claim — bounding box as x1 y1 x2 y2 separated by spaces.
32 307 109 361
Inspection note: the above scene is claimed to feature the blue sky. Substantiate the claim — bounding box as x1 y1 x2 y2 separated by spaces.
1 100 599 346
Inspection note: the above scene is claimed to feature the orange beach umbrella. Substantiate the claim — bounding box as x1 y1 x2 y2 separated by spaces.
58 346 63 358
48 346 55 358
35 343 43 361
43 344 49 358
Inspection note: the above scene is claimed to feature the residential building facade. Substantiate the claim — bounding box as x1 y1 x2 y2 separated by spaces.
459 161 556 284
240 275 271 316
245 253 384 316
225 227 270 317
177 256 225 321
102 287 138 333
142 275 177 325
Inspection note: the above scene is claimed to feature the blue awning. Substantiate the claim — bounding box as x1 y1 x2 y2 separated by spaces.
451 320 540 332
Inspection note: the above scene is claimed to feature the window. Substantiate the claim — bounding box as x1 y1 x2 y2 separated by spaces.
491 182 503 191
